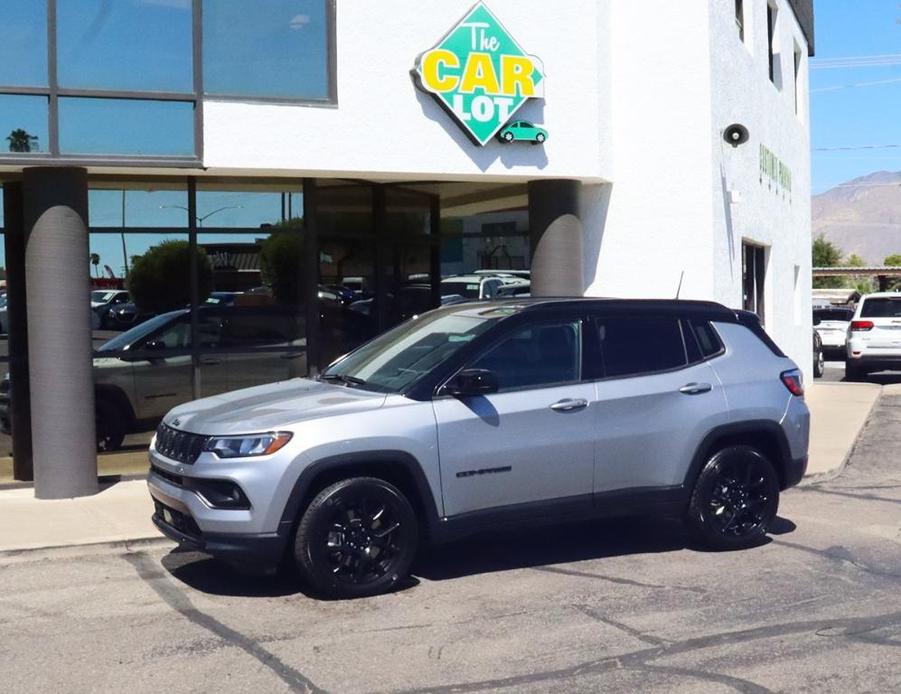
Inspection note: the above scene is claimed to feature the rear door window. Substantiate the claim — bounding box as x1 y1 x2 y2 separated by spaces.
594 316 687 378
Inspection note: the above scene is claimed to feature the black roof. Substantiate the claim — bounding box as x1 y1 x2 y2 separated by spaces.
463 297 741 323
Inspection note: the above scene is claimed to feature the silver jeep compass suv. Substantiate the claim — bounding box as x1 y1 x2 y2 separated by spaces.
148 299 810 599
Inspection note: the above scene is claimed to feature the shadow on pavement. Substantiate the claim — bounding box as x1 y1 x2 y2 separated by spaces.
159 514 798 597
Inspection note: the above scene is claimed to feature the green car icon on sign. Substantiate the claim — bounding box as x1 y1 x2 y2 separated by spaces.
498 121 548 144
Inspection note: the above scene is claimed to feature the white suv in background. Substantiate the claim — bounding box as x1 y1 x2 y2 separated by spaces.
813 305 855 360
846 293 901 380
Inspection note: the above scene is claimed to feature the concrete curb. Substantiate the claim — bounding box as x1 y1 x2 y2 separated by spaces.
0 535 173 560
799 386 882 487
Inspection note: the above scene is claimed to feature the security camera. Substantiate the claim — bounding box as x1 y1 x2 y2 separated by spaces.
724 124 750 148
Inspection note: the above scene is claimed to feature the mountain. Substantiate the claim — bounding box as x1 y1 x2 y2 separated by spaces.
812 171 901 265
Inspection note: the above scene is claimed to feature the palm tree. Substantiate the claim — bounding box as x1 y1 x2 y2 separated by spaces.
90 253 101 278
6 129 38 153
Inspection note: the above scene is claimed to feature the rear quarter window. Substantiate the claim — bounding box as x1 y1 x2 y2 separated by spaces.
595 316 687 378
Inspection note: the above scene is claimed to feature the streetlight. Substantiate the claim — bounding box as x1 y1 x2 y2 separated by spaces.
159 204 244 227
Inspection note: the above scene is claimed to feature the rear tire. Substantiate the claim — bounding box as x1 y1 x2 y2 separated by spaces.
294 477 418 599
686 446 780 551
845 362 865 382
813 338 824 378
96 399 126 452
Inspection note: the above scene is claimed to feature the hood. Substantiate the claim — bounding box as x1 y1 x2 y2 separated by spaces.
164 378 387 435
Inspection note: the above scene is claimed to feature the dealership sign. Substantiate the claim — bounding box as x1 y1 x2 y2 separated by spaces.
414 2 545 146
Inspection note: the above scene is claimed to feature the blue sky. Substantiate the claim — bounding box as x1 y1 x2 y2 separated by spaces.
811 1 901 193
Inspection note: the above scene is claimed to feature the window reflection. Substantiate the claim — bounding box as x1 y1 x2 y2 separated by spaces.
0 95 49 154
203 0 330 99
59 98 194 156
57 0 193 92
0 0 48 88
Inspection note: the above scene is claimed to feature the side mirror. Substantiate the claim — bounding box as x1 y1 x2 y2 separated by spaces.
446 369 499 397
145 340 166 351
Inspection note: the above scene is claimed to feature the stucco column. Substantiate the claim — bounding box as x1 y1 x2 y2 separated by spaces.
528 180 584 297
23 167 97 499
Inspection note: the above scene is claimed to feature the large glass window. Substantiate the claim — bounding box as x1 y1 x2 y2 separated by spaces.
0 95 49 155
0 0 48 87
57 0 193 92
203 0 331 100
59 98 194 156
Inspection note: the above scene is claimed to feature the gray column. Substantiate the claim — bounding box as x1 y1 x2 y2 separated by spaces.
3 182 33 481
528 180 584 297
23 167 97 499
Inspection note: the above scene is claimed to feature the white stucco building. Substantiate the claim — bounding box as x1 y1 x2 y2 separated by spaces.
0 0 814 492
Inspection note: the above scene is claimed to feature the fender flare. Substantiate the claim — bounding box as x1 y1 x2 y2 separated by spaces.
278 450 443 539
684 420 792 492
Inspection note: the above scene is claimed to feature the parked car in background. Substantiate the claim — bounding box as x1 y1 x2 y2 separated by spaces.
107 302 156 330
91 290 130 329
473 269 531 280
148 299 808 599
441 274 506 300
813 306 854 360
846 292 901 381
0 305 307 452
813 329 824 378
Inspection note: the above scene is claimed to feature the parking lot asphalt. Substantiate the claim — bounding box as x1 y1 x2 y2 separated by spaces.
1 387 900 692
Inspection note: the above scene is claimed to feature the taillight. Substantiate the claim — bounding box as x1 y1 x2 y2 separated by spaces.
850 320 874 332
781 369 804 397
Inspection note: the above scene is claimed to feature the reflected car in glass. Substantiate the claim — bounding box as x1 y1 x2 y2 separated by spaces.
0 305 306 452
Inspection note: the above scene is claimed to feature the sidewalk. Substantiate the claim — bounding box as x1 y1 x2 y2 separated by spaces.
0 479 162 553
803 381 882 480
0 382 882 554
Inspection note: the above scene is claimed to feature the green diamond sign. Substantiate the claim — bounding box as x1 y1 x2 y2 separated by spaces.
414 2 546 146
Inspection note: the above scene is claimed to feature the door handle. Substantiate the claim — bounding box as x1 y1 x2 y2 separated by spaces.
679 382 712 395
550 398 589 412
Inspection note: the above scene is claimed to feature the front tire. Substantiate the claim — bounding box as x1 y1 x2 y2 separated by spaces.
686 446 779 550
294 477 418 599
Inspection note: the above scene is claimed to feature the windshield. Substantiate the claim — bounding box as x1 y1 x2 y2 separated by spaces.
860 298 901 319
96 310 185 352
323 307 510 392
813 308 854 322
441 281 481 299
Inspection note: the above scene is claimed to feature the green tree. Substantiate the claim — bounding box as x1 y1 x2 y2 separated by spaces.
259 220 305 304
6 128 37 153
846 254 865 267
90 253 101 278
885 254 901 267
126 240 212 313
812 235 844 289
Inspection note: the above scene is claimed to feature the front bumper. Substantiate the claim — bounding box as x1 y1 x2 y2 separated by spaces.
150 481 292 566
147 444 300 567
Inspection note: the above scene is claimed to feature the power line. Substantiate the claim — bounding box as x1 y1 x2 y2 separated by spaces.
812 53 901 70
812 76 901 93
813 144 901 152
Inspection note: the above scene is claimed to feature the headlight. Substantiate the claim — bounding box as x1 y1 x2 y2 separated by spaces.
203 432 293 459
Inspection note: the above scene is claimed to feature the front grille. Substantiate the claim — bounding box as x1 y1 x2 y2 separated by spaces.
155 424 208 465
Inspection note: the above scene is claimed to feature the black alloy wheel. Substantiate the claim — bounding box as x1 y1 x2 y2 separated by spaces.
294 477 418 599
687 446 779 550
813 333 824 378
